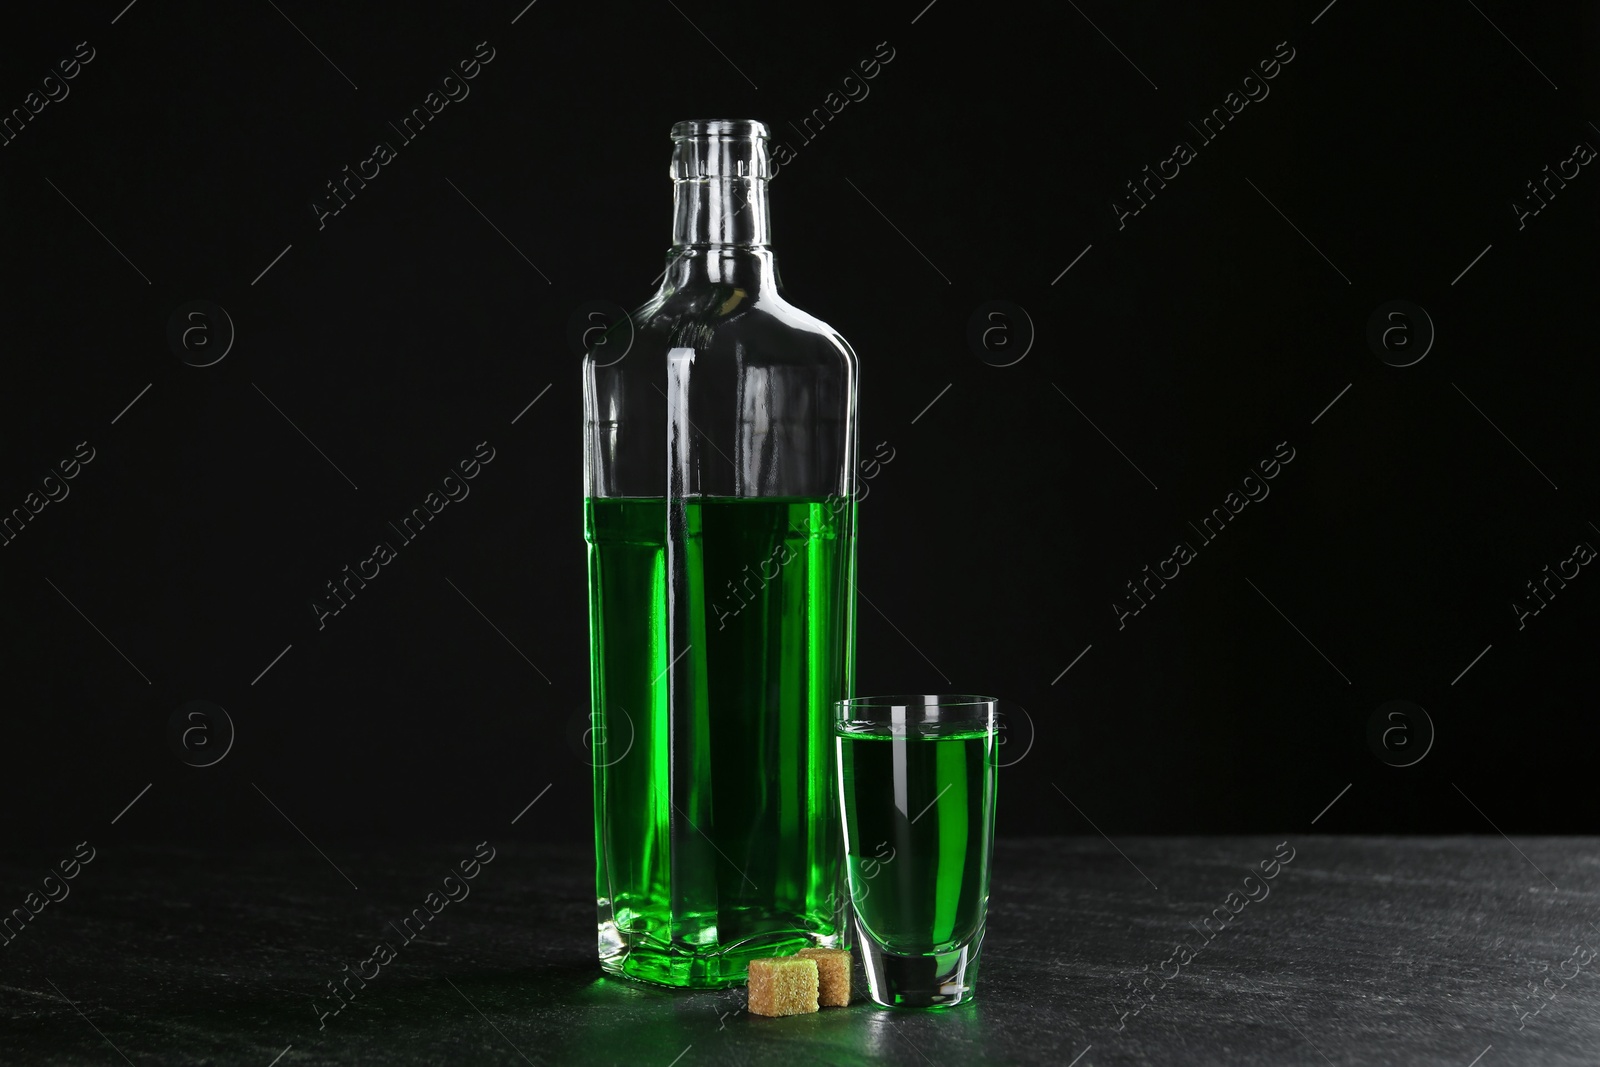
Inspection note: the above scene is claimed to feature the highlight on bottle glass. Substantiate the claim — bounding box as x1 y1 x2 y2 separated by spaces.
835 694 999 1009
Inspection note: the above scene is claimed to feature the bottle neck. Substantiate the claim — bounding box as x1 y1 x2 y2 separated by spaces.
672 176 770 246
667 176 777 291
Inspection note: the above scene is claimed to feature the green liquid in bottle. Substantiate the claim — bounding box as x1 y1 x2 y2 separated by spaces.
584 496 855 987
836 726 996 957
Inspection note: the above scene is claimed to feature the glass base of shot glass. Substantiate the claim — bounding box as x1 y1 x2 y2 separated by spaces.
858 925 982 1008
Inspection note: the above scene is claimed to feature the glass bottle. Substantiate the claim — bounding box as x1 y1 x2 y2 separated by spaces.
582 119 859 988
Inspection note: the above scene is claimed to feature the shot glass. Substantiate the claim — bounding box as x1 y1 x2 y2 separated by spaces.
835 694 999 1008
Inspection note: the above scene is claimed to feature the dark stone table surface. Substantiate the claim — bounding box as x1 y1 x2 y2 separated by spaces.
3 837 1598 1065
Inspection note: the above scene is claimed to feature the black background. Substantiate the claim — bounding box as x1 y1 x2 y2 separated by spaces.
2 0 1596 848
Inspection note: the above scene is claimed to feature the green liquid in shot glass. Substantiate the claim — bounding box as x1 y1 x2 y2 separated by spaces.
837 726 997 957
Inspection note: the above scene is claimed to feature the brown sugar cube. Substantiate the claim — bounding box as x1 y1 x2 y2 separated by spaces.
746 956 819 1017
794 947 852 1007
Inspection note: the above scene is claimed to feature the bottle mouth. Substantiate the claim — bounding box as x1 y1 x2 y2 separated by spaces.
670 118 770 142
671 119 773 181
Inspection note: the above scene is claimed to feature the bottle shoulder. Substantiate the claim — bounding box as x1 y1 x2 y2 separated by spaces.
604 286 856 370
